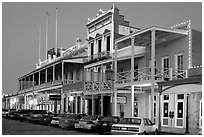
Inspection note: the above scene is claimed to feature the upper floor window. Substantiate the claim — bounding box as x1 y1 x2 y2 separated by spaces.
106 36 110 52
175 53 184 71
164 95 169 100
90 42 94 58
162 56 170 75
177 94 184 100
98 39 102 53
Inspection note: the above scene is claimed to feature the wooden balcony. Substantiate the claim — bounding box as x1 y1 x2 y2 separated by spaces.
84 80 113 94
85 51 111 64
116 67 188 86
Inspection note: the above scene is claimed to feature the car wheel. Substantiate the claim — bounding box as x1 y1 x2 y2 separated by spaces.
143 131 147 135
155 129 158 135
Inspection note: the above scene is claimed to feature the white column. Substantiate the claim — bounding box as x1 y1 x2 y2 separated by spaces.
114 43 118 116
39 71 41 85
101 94 103 116
85 100 88 114
33 74 35 87
53 65 55 81
61 89 64 114
150 29 156 121
24 95 27 109
45 69 47 83
75 95 78 114
131 37 135 117
80 96 83 113
62 61 64 82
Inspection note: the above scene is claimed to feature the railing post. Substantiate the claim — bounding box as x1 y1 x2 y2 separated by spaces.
169 68 173 80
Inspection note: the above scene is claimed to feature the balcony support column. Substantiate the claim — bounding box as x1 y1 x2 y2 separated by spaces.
100 64 103 116
39 71 41 85
113 43 118 116
150 29 156 121
33 74 34 87
45 68 47 83
92 95 95 115
62 61 64 82
75 94 78 114
53 65 55 81
131 37 135 117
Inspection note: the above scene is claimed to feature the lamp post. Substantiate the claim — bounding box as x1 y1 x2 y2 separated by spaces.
185 94 189 134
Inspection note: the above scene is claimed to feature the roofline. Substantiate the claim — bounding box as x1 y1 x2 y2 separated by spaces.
115 25 188 44
18 55 88 80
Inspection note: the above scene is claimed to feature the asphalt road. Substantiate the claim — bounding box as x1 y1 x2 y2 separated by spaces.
2 118 98 135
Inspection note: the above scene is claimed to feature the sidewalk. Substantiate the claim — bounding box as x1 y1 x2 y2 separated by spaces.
160 126 201 135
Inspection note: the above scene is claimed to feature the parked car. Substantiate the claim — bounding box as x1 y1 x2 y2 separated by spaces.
59 114 86 129
51 114 66 127
16 109 34 121
95 116 120 134
111 117 158 135
2 109 9 118
29 110 50 123
39 112 57 125
74 115 104 131
7 110 19 119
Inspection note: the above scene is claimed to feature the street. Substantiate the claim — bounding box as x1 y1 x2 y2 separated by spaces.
2 118 98 135
2 117 184 135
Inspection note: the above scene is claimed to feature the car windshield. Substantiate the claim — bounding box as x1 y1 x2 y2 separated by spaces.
119 118 141 125
82 115 98 120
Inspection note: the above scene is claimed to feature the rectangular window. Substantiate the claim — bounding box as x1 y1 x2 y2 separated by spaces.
162 56 170 75
154 103 156 117
175 53 184 73
163 103 168 117
91 43 94 59
107 36 110 52
154 96 156 101
164 95 169 100
177 94 184 100
98 39 102 53
177 102 183 118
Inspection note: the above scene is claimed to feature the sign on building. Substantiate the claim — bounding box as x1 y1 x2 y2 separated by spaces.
49 95 61 100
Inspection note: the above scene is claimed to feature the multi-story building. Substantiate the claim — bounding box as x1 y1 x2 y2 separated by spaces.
83 4 140 116
17 38 88 114
3 4 201 134
114 20 202 132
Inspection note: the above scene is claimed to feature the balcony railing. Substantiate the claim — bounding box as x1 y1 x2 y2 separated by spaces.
84 80 113 92
86 51 111 63
63 79 82 84
117 67 188 84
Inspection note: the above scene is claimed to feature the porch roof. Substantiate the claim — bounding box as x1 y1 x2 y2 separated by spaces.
115 25 188 45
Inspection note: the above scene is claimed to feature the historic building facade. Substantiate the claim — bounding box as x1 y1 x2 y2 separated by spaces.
2 4 202 134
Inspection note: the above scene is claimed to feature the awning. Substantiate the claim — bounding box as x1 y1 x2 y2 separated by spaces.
162 84 202 94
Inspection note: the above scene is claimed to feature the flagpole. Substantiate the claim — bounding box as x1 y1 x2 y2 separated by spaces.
45 11 49 60
39 26 41 62
55 8 58 56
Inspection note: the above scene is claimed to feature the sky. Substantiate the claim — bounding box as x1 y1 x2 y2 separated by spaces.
2 2 202 94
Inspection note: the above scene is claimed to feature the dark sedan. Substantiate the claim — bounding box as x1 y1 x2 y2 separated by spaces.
39 113 58 125
95 116 120 134
59 114 86 129
16 109 34 121
29 110 50 123
74 115 104 131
